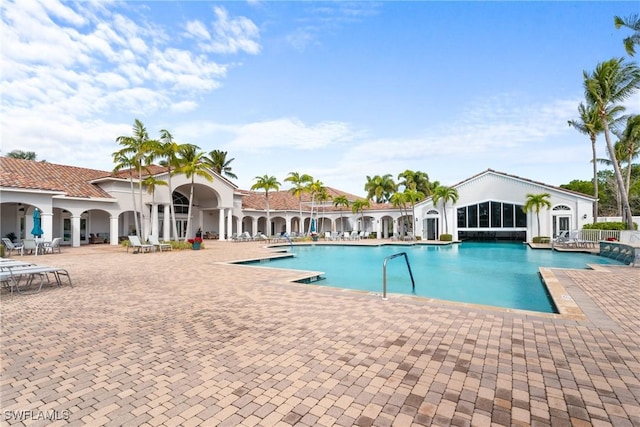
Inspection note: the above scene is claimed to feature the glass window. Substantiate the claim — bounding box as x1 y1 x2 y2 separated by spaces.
491 202 502 227
478 202 489 227
173 192 189 214
503 203 514 227
515 204 527 227
457 207 467 228
467 205 478 228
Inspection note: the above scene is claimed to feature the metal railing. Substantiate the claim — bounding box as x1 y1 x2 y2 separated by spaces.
382 252 415 300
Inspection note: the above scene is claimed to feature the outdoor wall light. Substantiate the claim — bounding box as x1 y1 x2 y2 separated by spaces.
582 214 588 219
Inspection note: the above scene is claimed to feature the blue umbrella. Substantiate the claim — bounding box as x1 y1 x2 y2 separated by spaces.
310 218 316 233
31 208 43 238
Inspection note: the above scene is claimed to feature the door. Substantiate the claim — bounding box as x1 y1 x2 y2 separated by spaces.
553 216 570 238
426 218 438 240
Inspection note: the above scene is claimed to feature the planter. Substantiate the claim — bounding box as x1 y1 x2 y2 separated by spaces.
192 243 201 250
312 235 319 242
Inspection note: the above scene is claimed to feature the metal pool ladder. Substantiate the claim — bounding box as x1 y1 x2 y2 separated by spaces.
382 252 415 300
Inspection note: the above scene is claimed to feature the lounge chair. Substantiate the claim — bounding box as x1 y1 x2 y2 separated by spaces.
1 262 72 294
127 235 153 253
2 238 23 257
148 235 172 252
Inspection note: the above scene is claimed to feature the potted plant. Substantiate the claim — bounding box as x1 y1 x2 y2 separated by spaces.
310 232 319 242
188 237 203 250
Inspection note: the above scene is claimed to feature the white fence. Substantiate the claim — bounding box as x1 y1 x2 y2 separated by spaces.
579 229 621 243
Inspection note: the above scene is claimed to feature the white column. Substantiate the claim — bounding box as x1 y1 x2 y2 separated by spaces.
151 204 159 238
376 219 382 239
252 217 258 236
226 210 232 240
41 212 53 241
110 216 119 245
71 216 81 247
163 204 170 240
218 208 226 241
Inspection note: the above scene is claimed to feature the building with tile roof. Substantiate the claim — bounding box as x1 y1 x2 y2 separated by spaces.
1 157 597 246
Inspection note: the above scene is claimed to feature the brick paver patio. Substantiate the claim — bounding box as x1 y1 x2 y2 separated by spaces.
1 241 639 426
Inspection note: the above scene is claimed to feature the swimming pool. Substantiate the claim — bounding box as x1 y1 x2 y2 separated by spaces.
243 242 625 313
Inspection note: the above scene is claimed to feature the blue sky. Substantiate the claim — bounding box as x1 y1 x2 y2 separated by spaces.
2 1 638 196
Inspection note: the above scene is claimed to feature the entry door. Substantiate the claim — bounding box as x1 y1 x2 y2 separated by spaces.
426 218 438 240
553 216 570 238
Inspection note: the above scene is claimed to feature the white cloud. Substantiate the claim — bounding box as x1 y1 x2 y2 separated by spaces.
204 6 261 54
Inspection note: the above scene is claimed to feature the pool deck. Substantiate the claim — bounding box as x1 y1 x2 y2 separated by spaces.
1 241 639 426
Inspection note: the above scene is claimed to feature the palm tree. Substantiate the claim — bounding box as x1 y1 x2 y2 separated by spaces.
397 170 431 196
114 119 157 238
7 150 38 160
174 144 213 241
615 14 640 56
142 175 167 237
584 58 640 229
390 192 409 236
405 188 425 232
523 193 552 238
205 149 238 179
364 174 396 203
431 185 459 236
568 102 604 222
159 129 183 241
306 179 324 234
251 175 281 237
285 172 313 234
112 150 141 238
351 199 370 232
333 195 350 233
315 187 331 233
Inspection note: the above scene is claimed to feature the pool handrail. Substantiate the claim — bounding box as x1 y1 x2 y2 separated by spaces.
382 252 415 300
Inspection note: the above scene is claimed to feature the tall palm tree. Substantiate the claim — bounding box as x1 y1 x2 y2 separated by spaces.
285 172 313 234
405 188 425 232
620 115 640 194
332 195 350 233
205 149 238 179
390 192 409 236
112 150 141 238
614 14 640 56
397 170 431 196
351 199 370 232
315 187 331 233
306 179 324 234
7 150 38 160
251 175 281 237
159 129 183 241
568 102 604 222
142 175 167 237
584 58 640 229
114 119 157 238
174 144 213 241
364 174 396 203
431 185 459 235
523 193 552 238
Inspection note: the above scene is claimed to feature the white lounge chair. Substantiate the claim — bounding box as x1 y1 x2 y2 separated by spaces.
21 239 39 256
2 238 23 257
148 235 172 252
128 235 153 253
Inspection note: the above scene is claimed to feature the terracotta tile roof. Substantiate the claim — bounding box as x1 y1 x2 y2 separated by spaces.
240 187 375 212
0 157 114 199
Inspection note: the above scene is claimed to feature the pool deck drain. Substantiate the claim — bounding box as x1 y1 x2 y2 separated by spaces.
1 241 639 426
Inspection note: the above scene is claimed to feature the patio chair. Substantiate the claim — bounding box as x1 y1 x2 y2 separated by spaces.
148 235 172 252
43 237 62 254
21 239 39 256
127 236 153 254
2 238 23 257
1 263 73 294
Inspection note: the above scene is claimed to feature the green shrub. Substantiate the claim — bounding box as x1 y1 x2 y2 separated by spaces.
532 236 550 243
0 244 5 258
583 222 637 230
439 234 452 241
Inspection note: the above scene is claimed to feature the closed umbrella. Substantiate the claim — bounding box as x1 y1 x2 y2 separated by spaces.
31 208 43 238
310 218 316 233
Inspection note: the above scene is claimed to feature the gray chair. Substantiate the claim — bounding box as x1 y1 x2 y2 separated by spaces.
43 238 62 254
2 238 23 257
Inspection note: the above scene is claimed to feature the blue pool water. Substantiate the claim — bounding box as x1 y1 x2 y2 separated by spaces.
245 242 625 313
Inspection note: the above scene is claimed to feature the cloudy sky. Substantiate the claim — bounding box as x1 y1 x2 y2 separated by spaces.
1 1 638 196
